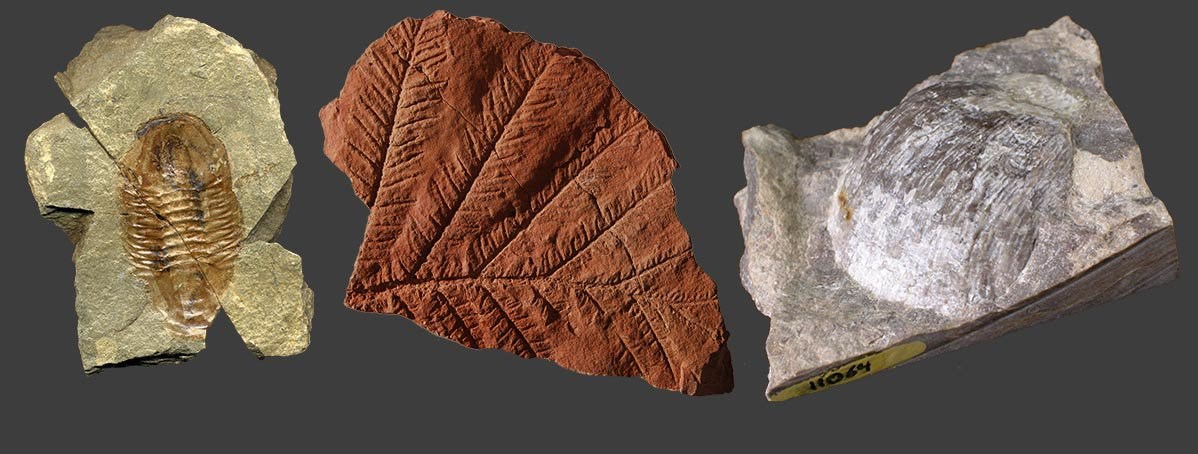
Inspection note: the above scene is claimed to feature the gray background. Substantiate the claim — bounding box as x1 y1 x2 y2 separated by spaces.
3 0 1191 451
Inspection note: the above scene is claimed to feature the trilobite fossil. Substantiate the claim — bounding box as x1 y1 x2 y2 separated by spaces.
119 113 242 338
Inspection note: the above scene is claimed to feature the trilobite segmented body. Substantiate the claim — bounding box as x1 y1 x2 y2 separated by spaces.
119 113 242 338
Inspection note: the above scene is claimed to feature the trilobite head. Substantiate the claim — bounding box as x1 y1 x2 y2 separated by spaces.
124 113 229 185
827 80 1073 317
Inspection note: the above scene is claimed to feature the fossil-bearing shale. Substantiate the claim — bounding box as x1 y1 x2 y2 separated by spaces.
26 16 313 372
735 17 1178 401
321 11 732 395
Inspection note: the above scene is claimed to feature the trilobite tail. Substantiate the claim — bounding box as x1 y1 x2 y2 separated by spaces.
151 260 223 338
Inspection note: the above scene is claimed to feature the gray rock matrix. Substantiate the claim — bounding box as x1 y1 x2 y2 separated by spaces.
735 17 1178 401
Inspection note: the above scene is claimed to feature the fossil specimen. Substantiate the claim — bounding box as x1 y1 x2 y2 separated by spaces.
736 17 1178 401
321 11 732 395
120 114 242 338
26 16 313 372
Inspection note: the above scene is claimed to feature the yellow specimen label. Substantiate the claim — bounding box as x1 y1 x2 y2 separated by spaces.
769 341 927 401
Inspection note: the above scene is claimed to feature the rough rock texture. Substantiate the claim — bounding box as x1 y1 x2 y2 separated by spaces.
736 17 1178 401
320 11 731 395
25 16 313 372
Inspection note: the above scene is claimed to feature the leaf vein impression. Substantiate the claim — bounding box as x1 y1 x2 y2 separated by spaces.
477 123 636 276
408 55 562 275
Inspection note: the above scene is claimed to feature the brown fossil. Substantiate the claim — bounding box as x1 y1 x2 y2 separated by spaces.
119 113 242 338
320 11 732 395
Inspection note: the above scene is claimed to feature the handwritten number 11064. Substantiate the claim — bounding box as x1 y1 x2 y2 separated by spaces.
808 361 872 391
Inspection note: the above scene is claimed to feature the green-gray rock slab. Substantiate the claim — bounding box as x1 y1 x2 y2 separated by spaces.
25 16 312 372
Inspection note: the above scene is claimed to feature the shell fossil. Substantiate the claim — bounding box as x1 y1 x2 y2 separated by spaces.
735 17 1177 401
118 113 242 338
827 81 1073 315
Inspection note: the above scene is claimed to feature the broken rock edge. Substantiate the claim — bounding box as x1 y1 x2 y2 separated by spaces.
758 224 1175 399
47 17 300 371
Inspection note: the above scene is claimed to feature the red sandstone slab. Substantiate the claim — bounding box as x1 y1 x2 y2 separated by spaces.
319 11 732 395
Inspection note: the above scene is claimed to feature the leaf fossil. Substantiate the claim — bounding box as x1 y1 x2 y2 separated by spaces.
119 113 242 338
320 11 732 395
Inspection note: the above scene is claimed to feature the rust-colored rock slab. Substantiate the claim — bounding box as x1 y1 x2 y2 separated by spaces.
320 11 732 395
